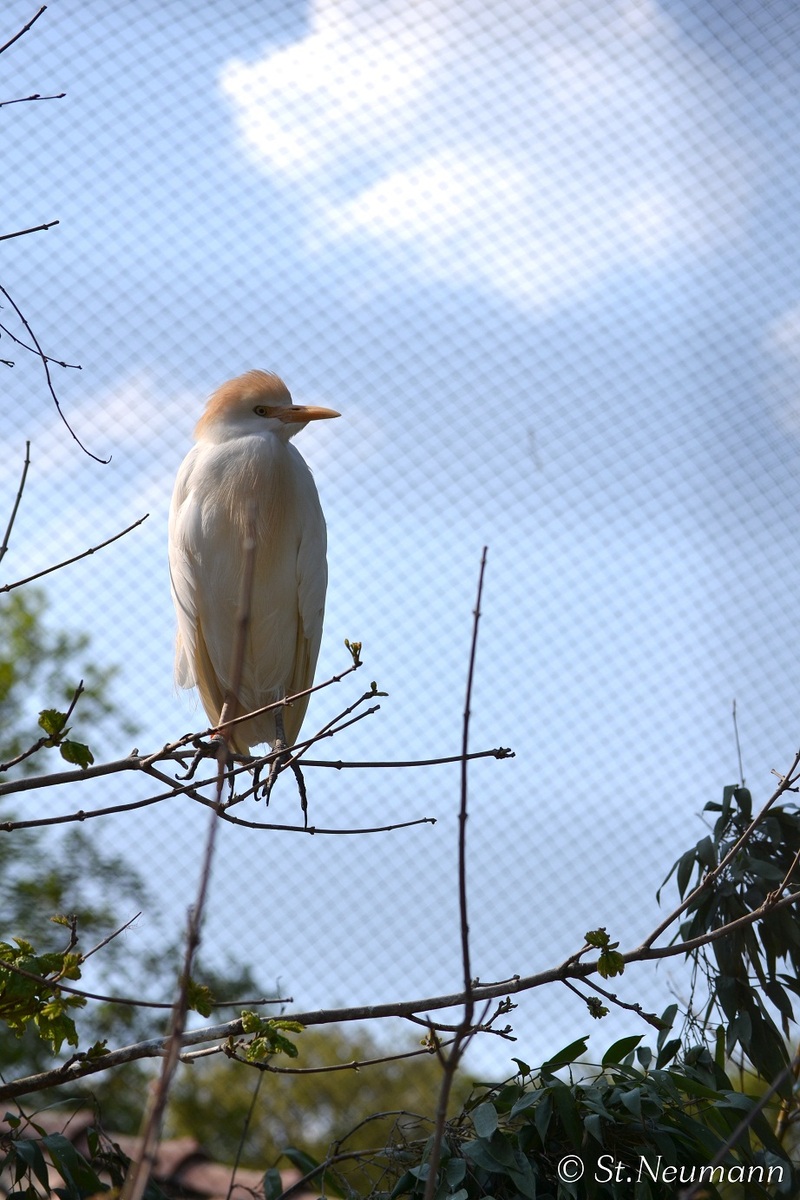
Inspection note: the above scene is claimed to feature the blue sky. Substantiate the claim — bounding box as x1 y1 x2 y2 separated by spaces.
3 0 800 1074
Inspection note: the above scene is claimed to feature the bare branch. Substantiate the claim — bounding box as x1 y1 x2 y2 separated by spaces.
0 223 60 248
83 912 141 961
0 93 65 109
158 659 363 755
223 1039 447 1076
560 977 664 1030
1 513 149 593
121 804 221 1200
0 4 46 56
0 440 30 565
0 284 107 462
301 747 514 769
0 317 81 367
121 505 261 1200
424 545 487 1200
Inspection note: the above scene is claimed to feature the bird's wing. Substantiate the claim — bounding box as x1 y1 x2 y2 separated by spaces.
284 453 328 744
167 447 201 688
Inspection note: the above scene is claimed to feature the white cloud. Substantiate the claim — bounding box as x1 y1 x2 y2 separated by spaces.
221 0 752 309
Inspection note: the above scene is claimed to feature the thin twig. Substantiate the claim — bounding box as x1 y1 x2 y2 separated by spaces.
0 441 31 564
122 504 260 1200
300 747 514 769
0 954 173 1009
424 546 487 1200
0 679 84 773
159 659 363 753
0 221 59 242
225 1072 263 1200
83 912 141 960
0 284 105 462
0 5 46 56
1 513 149 593
120 808 221 1200
560 977 664 1029
732 698 745 787
225 1039 448 1075
0 93 65 108
0 740 512 801
0 319 81 367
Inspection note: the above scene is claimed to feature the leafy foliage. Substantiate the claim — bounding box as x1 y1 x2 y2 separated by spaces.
237 1012 305 1062
0 1112 167 1200
0 933 85 1055
0 589 134 775
36 708 94 770
377 1032 795 1200
662 785 800 1096
584 929 625 981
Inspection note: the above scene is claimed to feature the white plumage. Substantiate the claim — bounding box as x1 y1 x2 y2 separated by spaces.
168 369 340 753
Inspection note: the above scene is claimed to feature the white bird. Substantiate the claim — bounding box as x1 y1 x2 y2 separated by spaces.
168 369 340 755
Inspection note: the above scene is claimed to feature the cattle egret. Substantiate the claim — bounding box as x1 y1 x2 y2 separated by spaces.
168 369 340 757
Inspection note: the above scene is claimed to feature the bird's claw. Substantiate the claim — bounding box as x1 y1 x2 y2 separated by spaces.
255 740 288 806
253 744 308 827
180 735 235 795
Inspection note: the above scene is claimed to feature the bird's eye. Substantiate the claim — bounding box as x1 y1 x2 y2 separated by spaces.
253 405 269 416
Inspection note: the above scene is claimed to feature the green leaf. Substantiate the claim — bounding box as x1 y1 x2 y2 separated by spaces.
59 740 94 769
602 1035 643 1066
656 1037 681 1069
472 1101 498 1138
586 995 609 1018
187 980 215 1017
241 1009 264 1033
597 948 625 979
263 1167 284 1200
84 1040 110 1059
584 1111 604 1145
552 1082 584 1147
42 1133 104 1199
509 1091 539 1119
540 1037 589 1075
619 1087 642 1117
13 1140 49 1190
270 1031 299 1058
445 1158 467 1187
676 849 697 899
389 1170 419 1198
281 1147 320 1176
38 709 67 737
695 835 716 868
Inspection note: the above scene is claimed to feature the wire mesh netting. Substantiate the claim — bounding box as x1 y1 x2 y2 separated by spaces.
3 0 800 1075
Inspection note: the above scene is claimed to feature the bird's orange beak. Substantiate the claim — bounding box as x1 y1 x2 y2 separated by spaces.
272 405 341 423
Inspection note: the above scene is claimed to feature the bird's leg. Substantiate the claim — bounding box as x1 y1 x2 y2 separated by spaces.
180 697 236 792
257 709 308 827
290 759 309 829
260 707 288 806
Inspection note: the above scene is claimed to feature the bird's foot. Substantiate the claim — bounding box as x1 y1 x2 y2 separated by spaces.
255 738 288 806
253 747 308 827
180 734 236 797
